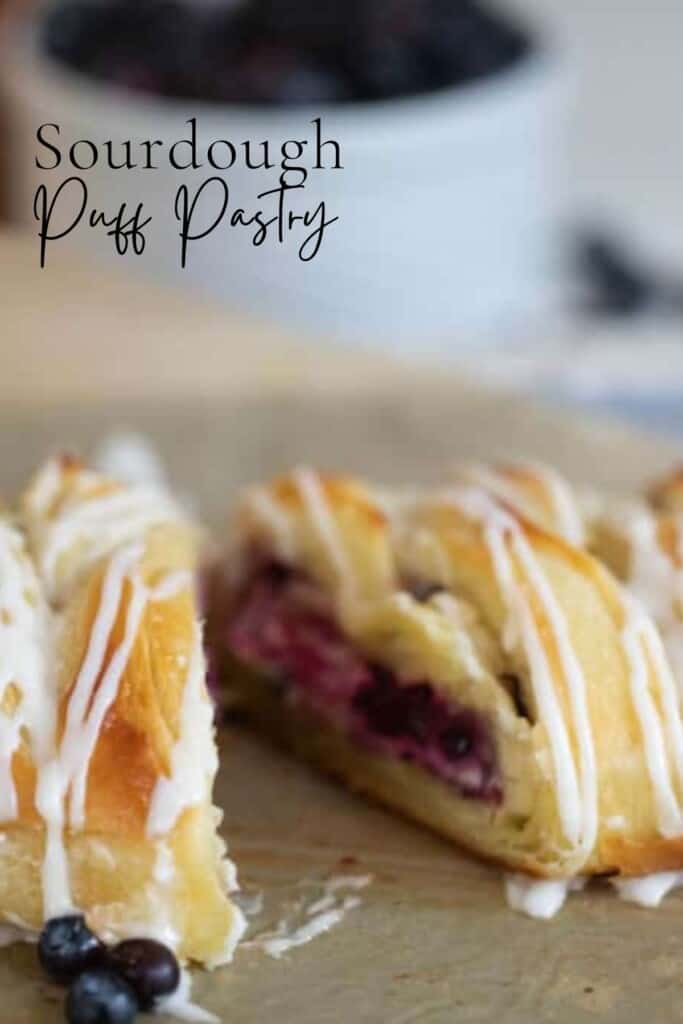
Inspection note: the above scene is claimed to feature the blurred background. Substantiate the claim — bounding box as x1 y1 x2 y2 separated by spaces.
0 0 681 439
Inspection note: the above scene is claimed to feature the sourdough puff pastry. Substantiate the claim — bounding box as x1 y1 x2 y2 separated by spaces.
0 456 244 965
210 465 683 882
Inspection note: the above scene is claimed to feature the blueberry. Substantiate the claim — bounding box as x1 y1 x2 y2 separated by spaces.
66 969 138 1024
42 0 532 104
214 39 348 105
226 41 298 104
38 915 105 984
439 724 473 759
419 0 530 88
107 939 180 1010
248 0 363 49
350 38 425 99
42 0 103 69
271 64 352 105
353 674 434 741
577 234 655 316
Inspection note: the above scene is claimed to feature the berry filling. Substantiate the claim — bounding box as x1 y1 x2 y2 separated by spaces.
219 563 502 804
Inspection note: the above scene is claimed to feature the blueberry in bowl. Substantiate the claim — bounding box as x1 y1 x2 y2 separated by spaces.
4 0 563 340
40 0 534 105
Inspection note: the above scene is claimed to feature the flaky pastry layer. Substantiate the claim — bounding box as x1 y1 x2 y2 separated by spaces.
0 457 243 965
214 467 683 880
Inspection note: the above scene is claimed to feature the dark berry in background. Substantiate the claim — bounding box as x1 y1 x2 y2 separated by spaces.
577 233 656 317
38 915 106 984
41 0 533 105
65 968 139 1024
107 938 180 1010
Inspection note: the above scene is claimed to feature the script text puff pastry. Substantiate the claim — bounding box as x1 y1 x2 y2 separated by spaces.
0 456 245 965
209 467 683 883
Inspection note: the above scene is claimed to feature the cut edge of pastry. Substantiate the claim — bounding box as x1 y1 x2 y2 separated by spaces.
0 455 246 967
209 465 683 887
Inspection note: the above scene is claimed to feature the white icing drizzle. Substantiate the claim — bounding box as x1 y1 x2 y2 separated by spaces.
610 871 683 908
249 875 371 960
518 461 585 547
0 459 245 972
24 459 183 603
615 504 683 699
245 486 296 561
505 875 571 919
445 487 598 860
239 471 683 919
94 840 182 953
457 465 539 524
601 504 683 833
156 967 219 1024
0 523 52 823
32 522 201 920
36 541 149 916
33 542 200 921
517 533 598 851
457 462 585 546
35 760 75 918
620 594 683 836
94 432 169 490
318 874 373 893
428 592 486 682
68 545 148 830
505 874 587 919
233 889 264 919
619 505 679 619
292 468 354 601
642 614 683 797
100 917 181 956
146 623 217 837
24 457 63 518
262 897 361 959
153 840 176 885
216 901 247 969
149 571 193 603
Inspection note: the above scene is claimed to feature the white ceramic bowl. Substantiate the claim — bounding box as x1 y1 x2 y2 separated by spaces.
1 14 569 346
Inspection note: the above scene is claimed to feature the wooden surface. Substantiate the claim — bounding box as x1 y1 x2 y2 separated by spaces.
0 227 413 407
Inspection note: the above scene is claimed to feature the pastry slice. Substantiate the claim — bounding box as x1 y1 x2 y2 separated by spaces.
589 464 683 689
456 459 683 775
0 456 244 965
209 467 683 881
648 466 683 515
453 460 586 545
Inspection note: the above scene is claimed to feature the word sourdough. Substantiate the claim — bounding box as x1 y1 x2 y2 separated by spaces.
33 117 342 267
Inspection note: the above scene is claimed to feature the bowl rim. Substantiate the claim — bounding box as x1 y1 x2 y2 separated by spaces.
2 9 567 146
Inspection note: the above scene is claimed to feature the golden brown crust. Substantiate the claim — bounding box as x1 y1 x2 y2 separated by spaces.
57 557 196 836
223 467 683 881
228 656 683 881
648 466 683 514
451 461 587 545
0 458 242 965
596 832 683 876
